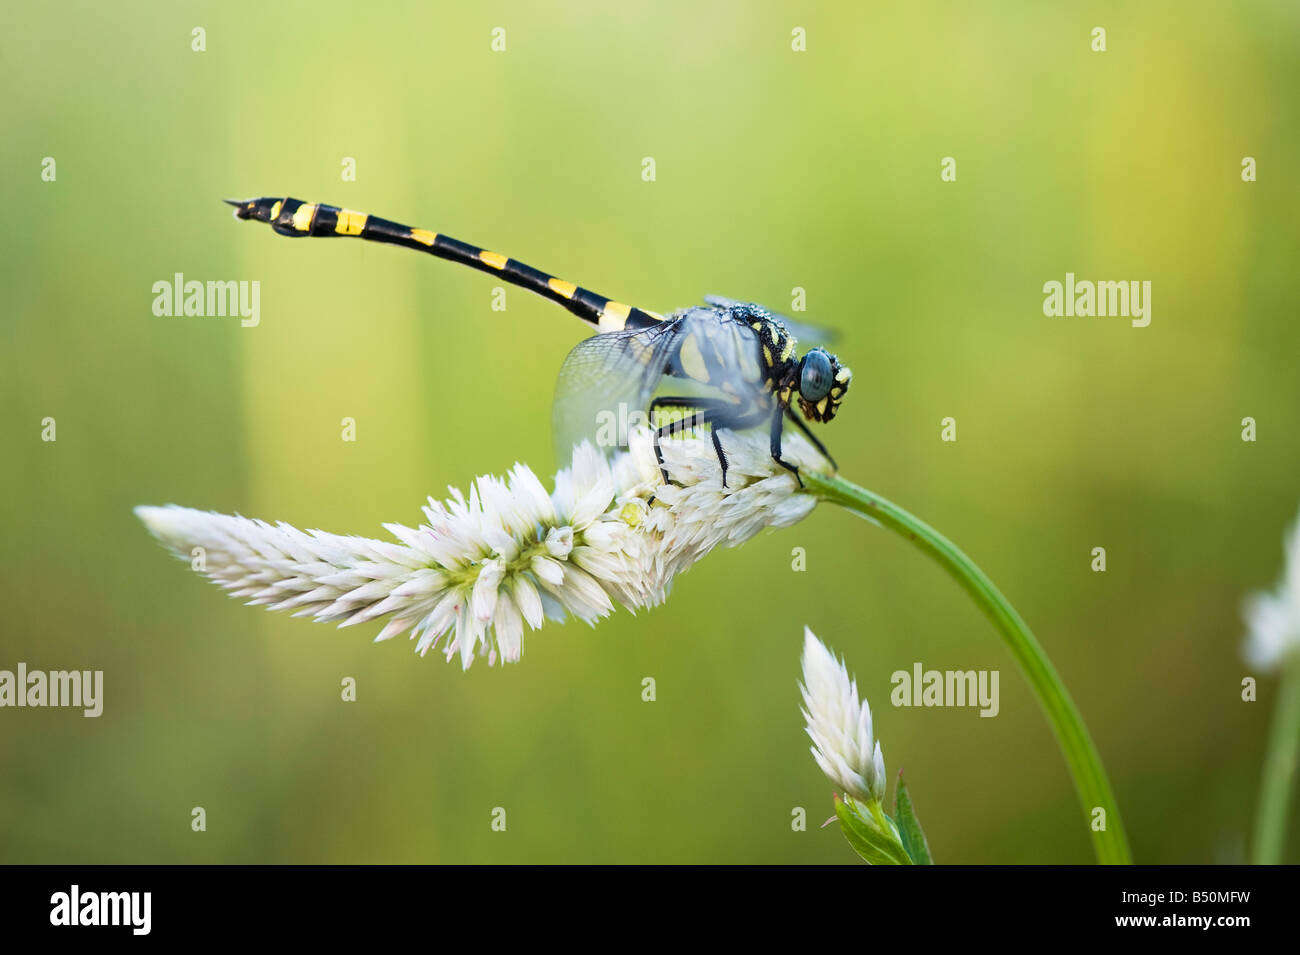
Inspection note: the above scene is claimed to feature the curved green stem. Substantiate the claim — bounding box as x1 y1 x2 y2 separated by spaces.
805 471 1132 865
1251 653 1300 864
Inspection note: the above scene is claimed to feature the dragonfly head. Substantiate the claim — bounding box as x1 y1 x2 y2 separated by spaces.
796 347 851 423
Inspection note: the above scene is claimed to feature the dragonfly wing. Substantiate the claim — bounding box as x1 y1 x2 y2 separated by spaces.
702 294 747 310
551 321 684 464
703 294 839 345
552 309 778 467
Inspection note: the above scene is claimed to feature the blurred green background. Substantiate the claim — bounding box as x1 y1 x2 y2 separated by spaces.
2 1 1298 864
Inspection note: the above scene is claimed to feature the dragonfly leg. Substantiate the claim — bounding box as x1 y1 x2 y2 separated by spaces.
710 427 730 488
783 406 837 471
649 397 705 486
648 397 762 487
770 407 804 487
652 424 679 486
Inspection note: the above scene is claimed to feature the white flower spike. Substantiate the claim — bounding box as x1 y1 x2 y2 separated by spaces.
1243 504 1300 672
800 627 886 804
138 427 823 669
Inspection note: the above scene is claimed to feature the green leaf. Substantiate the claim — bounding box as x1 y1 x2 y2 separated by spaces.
835 795 912 865
895 777 934 865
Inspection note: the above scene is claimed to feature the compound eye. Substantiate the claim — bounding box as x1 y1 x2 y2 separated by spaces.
800 349 834 402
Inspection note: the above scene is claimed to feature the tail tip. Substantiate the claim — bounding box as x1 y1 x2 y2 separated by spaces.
223 197 256 219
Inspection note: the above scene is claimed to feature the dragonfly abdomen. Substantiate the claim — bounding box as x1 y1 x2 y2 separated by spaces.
226 196 662 331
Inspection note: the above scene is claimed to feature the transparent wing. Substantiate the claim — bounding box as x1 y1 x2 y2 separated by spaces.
551 320 685 464
703 294 839 345
551 310 774 465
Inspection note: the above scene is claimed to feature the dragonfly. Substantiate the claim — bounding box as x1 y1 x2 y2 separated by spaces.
225 196 852 487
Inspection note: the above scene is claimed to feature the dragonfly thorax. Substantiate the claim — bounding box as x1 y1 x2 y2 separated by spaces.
728 304 851 425
727 305 798 381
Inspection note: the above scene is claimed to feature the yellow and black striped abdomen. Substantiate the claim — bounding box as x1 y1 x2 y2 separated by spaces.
226 196 661 332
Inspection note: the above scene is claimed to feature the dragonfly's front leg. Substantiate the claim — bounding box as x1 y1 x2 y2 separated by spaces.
770 406 804 487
